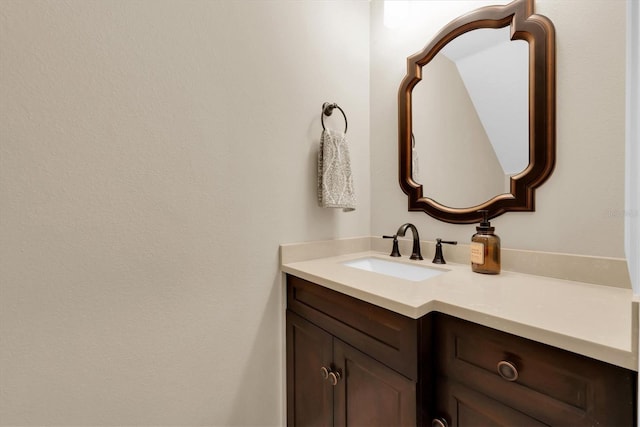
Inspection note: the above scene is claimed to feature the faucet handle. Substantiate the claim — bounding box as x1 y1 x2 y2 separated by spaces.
440 239 457 245
383 235 401 257
432 238 457 264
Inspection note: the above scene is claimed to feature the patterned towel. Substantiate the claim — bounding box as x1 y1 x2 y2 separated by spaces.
317 129 356 212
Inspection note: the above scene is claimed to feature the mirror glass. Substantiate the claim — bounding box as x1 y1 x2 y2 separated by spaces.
412 26 529 208
397 0 555 224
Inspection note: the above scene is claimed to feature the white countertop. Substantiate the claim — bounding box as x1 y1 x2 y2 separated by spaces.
282 249 638 371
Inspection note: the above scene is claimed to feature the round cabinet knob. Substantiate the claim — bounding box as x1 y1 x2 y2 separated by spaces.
320 366 329 380
432 417 449 427
497 360 519 381
328 370 341 386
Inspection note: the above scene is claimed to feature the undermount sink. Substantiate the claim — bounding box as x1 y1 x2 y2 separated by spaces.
342 257 446 282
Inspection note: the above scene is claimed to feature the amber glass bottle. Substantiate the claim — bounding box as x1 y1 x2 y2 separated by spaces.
471 210 501 274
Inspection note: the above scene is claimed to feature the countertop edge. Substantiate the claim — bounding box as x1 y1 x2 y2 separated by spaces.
282 256 638 371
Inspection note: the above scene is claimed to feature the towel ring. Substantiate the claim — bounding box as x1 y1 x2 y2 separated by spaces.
321 102 348 134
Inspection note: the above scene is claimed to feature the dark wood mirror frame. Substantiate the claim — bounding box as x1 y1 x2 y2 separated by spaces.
398 0 555 224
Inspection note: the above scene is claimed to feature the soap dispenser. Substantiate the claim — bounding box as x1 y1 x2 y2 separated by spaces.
471 210 501 274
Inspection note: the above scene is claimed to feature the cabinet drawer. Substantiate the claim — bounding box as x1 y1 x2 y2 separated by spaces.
287 275 418 380
435 378 548 427
435 313 636 426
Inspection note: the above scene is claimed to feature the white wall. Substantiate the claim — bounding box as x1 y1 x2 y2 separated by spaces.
452 33 529 175
413 54 507 206
371 0 628 259
0 0 634 425
0 1 370 425
627 0 640 295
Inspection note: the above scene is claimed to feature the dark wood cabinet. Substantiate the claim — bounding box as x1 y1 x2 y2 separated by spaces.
333 331 416 426
435 379 547 427
433 313 637 427
286 276 419 426
286 275 637 426
287 312 333 426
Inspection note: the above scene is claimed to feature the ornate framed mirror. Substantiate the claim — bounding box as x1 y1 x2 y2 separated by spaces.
398 0 555 224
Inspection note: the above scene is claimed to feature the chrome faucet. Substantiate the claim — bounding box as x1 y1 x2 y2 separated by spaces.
396 223 424 260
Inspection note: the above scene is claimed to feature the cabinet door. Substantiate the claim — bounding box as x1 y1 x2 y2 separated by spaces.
434 379 548 427
287 311 334 427
333 339 416 427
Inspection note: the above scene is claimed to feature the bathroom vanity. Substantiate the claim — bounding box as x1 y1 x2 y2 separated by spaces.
282 238 638 426
284 0 637 422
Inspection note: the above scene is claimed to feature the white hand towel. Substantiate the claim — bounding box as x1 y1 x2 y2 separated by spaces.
317 128 356 212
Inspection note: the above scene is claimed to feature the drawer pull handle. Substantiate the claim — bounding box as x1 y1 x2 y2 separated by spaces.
432 417 449 427
497 360 519 381
320 366 330 380
328 370 341 386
